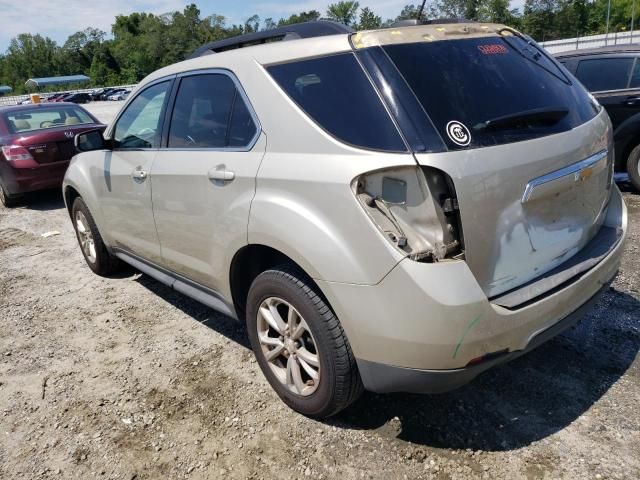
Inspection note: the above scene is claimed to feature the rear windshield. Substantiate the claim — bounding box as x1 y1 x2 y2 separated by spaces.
383 36 598 149
4 106 94 134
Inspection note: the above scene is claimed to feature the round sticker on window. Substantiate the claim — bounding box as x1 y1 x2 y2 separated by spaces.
446 121 471 147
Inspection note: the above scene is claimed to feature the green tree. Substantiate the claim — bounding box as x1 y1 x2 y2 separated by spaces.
327 1 360 26
357 6 383 29
277 11 322 26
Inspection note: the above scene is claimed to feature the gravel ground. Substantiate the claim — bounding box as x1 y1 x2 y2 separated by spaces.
0 104 638 479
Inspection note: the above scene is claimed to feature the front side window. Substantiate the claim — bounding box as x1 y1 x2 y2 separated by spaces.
575 57 634 92
168 73 257 149
113 81 170 149
267 53 406 152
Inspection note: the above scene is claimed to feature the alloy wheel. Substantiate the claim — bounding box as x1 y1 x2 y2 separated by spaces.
256 297 321 396
75 210 97 263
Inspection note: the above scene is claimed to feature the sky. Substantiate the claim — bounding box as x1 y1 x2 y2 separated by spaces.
0 0 525 51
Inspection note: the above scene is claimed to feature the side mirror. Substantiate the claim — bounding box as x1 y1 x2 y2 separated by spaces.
75 129 110 153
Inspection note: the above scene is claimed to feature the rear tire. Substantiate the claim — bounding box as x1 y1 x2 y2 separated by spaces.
71 197 122 276
0 182 21 208
627 144 640 191
246 265 363 418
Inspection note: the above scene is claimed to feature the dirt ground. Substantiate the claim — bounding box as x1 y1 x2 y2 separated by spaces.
0 105 639 478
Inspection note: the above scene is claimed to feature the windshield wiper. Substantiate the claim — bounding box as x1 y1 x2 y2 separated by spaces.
498 28 572 85
473 107 569 132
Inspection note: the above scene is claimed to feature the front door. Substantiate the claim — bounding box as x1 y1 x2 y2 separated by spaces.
100 80 172 264
151 71 264 292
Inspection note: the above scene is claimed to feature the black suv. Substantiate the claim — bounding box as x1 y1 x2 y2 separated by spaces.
556 45 640 190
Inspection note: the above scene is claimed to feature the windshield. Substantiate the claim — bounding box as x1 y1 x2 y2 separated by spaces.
382 36 599 149
4 106 95 134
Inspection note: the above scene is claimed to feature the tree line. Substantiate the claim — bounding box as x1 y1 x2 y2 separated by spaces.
0 1 635 94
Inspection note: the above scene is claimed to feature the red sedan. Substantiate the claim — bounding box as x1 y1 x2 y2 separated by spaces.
0 103 104 207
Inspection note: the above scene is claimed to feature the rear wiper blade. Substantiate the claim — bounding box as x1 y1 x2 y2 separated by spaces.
473 107 569 132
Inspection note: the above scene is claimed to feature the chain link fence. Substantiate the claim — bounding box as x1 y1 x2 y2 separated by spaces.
541 31 640 54
0 84 137 107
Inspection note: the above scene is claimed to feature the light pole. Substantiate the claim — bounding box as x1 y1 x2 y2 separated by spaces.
605 0 611 45
632 0 636 44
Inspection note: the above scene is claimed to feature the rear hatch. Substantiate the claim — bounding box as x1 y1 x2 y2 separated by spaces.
362 25 613 297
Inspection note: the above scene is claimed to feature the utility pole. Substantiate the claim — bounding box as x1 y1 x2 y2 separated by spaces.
632 0 636 44
605 0 611 45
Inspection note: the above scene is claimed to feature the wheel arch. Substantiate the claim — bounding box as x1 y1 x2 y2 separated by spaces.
229 243 331 321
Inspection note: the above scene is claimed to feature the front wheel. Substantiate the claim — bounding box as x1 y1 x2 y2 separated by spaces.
627 144 640 191
246 265 363 417
71 197 122 275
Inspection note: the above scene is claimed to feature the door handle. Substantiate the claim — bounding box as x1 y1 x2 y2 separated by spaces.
132 168 148 181
208 165 235 183
626 96 640 105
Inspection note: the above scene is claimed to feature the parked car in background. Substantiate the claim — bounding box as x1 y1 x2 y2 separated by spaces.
65 21 626 417
63 92 91 104
0 103 104 206
105 89 126 100
556 45 640 190
100 88 121 101
46 93 68 102
107 90 130 101
90 88 107 101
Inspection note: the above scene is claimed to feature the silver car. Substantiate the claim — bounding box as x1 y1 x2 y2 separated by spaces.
63 21 627 417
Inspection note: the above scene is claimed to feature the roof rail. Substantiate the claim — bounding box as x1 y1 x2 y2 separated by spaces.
388 18 472 28
189 21 353 58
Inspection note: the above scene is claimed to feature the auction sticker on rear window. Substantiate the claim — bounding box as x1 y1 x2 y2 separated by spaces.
446 121 471 146
478 44 508 55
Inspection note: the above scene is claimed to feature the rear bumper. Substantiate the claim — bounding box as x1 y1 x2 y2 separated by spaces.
0 159 69 195
317 185 626 393
356 281 608 394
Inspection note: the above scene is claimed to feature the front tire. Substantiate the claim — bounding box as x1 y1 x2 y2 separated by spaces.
246 265 363 417
71 197 122 275
627 144 640 191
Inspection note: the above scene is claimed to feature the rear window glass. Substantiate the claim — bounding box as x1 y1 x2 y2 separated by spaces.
267 53 406 152
4 106 94 134
575 58 633 91
383 36 598 150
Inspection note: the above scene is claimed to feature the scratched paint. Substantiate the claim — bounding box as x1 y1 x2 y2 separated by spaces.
452 314 482 359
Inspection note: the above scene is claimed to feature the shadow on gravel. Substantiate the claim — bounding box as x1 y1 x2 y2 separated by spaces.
13 189 66 211
131 269 639 452
331 288 640 452
135 274 251 349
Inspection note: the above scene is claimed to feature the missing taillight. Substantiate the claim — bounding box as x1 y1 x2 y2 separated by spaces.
353 166 464 262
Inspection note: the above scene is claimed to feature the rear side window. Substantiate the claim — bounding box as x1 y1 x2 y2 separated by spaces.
575 58 634 91
383 37 598 149
168 73 257 149
267 53 406 152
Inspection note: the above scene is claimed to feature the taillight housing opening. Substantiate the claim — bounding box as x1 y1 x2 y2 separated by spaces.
353 166 464 263
1 145 35 166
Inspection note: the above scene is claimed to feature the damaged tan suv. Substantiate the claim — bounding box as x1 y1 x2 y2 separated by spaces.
64 21 627 417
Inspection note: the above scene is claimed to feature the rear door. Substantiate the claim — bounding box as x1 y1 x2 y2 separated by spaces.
377 34 613 297
100 79 172 264
151 70 264 292
573 55 637 129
